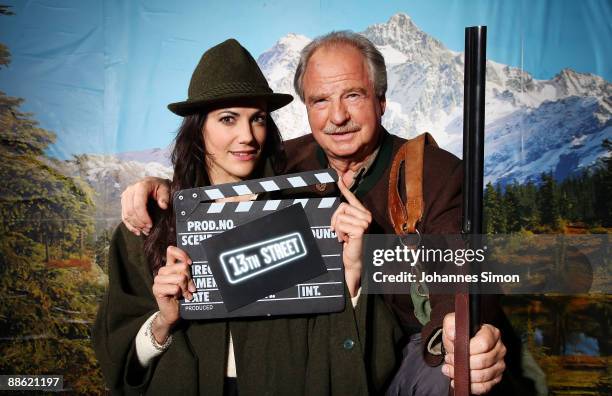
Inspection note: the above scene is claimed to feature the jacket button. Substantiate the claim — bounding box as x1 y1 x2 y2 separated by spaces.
343 338 355 350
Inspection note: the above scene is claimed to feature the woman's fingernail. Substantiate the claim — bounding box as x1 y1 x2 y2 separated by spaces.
188 281 196 293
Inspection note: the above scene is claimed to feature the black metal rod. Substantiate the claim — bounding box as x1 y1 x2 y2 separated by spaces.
462 26 487 337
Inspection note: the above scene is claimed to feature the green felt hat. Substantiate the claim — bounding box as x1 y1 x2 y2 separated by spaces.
168 39 293 116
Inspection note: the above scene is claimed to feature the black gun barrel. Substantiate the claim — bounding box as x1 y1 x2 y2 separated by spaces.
462 26 487 336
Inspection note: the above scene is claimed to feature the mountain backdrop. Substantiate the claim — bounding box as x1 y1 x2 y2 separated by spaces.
65 13 611 214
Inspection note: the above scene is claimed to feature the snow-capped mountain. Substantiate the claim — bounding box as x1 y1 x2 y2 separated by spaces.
61 153 173 223
117 147 172 167
68 153 172 189
258 33 312 136
259 13 612 184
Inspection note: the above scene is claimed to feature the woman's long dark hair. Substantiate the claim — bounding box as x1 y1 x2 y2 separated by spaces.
144 112 285 274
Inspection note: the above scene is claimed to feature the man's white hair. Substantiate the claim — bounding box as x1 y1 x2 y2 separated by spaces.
293 31 387 102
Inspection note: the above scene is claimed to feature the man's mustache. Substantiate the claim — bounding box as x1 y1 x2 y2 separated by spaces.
322 121 361 135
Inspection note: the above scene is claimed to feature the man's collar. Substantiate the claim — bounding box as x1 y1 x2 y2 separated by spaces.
316 128 393 198
349 145 380 189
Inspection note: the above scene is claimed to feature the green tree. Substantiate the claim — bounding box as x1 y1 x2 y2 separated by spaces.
503 182 521 232
594 139 612 226
93 228 112 274
537 172 560 230
559 172 596 225
484 182 506 234
518 180 540 230
0 12 105 393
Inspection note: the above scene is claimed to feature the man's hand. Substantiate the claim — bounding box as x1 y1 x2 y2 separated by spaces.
330 179 371 297
442 312 506 394
121 177 171 236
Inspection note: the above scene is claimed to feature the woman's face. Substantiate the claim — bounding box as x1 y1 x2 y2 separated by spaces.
203 104 268 184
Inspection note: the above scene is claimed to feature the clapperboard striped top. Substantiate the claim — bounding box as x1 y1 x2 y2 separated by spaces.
199 197 339 215
175 169 338 218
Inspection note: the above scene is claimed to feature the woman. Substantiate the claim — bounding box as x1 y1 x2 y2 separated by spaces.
93 39 400 395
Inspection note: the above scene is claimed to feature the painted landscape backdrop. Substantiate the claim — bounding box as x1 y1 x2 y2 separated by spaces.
1 5 610 395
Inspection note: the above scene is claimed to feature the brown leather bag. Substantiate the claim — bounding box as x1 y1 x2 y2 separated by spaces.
387 133 437 234
387 133 470 396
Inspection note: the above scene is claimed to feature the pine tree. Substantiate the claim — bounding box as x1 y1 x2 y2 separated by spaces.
559 172 595 225
495 183 508 233
504 182 521 232
538 172 560 230
595 139 612 226
484 182 505 234
519 180 540 230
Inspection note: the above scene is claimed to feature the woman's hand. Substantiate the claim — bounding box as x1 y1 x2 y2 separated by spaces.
330 179 372 297
151 246 196 343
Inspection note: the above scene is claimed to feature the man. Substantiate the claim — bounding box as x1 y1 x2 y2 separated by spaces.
121 32 508 394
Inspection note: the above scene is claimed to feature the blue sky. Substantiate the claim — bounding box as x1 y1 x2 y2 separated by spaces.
0 0 610 158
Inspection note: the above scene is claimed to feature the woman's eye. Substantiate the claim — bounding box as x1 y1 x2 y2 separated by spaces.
252 115 266 124
220 116 235 125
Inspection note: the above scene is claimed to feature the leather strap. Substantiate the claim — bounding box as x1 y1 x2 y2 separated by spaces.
387 133 438 234
387 133 472 396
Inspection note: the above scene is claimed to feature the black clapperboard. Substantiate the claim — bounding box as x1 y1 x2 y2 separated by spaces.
174 169 345 319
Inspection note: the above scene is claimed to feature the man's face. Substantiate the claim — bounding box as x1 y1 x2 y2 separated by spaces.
302 44 386 162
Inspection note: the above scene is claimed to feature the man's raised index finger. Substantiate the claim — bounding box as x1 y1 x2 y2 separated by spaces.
337 179 366 210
